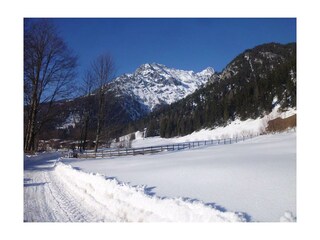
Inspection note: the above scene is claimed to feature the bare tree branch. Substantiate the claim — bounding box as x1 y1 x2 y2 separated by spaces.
24 19 77 152
87 53 115 152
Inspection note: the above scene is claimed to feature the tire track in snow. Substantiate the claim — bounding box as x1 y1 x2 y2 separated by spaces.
24 155 100 222
44 171 91 222
24 156 118 222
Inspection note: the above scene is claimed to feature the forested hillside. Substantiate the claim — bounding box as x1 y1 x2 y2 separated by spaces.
33 42 296 147
129 42 296 138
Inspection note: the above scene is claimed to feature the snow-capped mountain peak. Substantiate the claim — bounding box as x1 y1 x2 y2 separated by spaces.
196 67 215 77
110 63 215 119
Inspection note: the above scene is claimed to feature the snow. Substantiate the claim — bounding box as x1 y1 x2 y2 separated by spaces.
132 106 296 148
24 153 246 222
280 211 296 222
24 108 296 222
111 63 215 114
56 112 80 129
53 163 246 222
63 132 296 222
24 152 62 165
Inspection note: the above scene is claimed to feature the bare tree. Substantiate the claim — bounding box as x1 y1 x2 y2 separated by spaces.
24 19 77 152
79 70 95 151
88 54 115 152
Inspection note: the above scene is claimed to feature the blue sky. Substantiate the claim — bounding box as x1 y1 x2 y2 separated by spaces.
51 18 296 79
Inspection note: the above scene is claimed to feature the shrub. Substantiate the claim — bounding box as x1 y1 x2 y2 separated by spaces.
266 114 296 133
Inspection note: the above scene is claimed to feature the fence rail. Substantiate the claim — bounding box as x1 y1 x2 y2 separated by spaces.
69 135 255 159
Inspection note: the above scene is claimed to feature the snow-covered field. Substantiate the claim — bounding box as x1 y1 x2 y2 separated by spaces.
24 131 296 222
24 153 246 222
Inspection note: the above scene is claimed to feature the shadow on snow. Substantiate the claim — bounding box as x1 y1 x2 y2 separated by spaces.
23 178 48 187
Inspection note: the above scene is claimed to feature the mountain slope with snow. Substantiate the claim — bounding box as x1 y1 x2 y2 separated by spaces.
134 43 296 139
110 63 215 118
130 105 296 148
37 42 295 142
35 63 215 140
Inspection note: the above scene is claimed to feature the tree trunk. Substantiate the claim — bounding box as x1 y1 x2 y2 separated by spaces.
81 113 89 151
94 122 101 153
24 87 39 152
87 54 114 152
24 19 77 153
94 91 104 152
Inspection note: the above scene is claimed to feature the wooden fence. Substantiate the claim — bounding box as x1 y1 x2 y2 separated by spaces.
71 135 255 159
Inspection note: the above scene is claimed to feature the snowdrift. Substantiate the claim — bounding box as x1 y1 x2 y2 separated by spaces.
54 162 247 222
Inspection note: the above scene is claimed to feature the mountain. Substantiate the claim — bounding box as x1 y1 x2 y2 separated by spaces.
130 42 296 138
109 63 215 120
220 42 295 82
37 63 215 141
36 42 296 144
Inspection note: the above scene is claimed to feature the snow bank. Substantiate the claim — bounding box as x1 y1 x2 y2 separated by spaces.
54 163 247 222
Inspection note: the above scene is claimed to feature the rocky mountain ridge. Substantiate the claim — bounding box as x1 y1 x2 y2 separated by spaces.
109 63 215 119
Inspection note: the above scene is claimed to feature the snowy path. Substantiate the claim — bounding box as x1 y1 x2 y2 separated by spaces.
24 153 246 222
24 154 100 222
